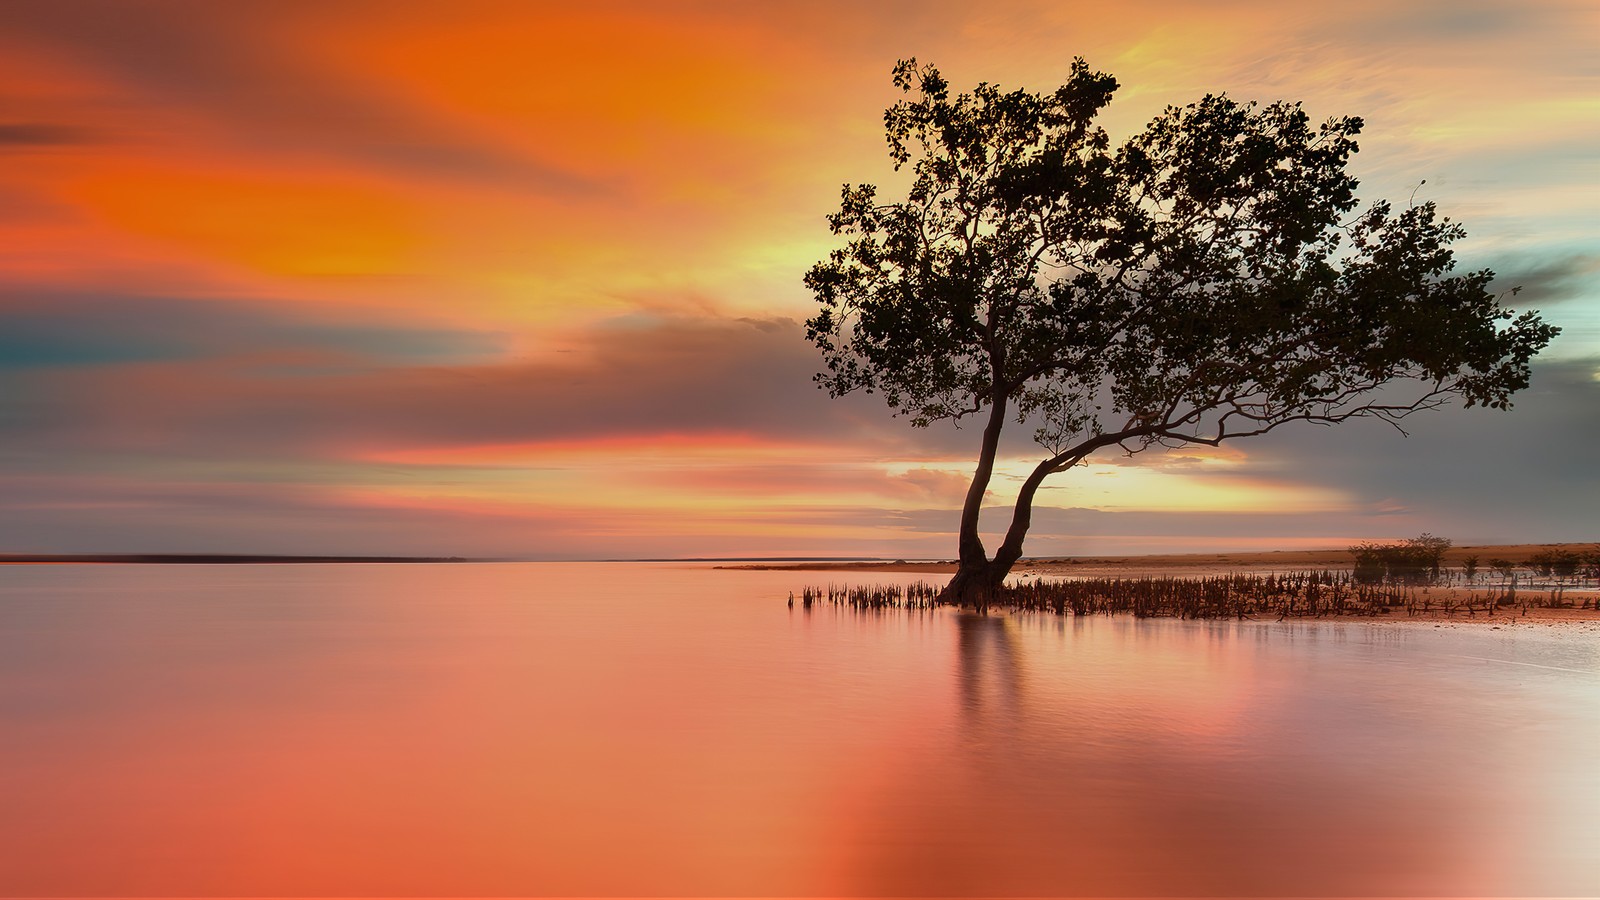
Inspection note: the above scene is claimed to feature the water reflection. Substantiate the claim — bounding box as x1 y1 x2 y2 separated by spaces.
956 612 1025 724
855 610 1599 897
0 563 1594 897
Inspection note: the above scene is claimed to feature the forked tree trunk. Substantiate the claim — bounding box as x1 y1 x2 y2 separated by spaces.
938 470 1047 608
938 438 1078 609
939 557 1006 609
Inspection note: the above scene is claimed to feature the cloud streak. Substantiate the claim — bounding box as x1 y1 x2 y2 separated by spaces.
0 0 602 196
0 122 93 147
0 292 506 371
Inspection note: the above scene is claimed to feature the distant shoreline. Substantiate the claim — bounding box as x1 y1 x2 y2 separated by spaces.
718 541 1600 575
4 542 1595 569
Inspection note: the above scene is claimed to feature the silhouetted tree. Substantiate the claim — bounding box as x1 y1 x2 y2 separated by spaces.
1528 549 1581 582
1410 533 1453 581
1349 542 1389 585
806 59 1559 605
1489 558 1516 583
1349 533 1451 585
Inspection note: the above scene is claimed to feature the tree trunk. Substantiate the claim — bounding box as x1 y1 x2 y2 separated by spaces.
938 557 1006 610
942 444 1099 609
941 460 1049 608
956 396 1008 559
941 386 1010 607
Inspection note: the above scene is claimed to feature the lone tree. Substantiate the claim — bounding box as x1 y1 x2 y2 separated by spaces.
805 59 1557 605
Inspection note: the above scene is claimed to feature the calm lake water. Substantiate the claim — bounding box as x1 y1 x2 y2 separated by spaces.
1 562 1596 897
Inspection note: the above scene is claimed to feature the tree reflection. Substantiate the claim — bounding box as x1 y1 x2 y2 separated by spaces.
955 612 1026 729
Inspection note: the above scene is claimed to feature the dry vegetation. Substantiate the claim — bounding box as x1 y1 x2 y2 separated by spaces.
759 542 1600 625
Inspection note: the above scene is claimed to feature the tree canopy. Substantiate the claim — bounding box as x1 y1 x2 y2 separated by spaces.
805 59 1558 604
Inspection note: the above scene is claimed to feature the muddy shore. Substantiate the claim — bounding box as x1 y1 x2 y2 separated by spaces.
725 542 1600 628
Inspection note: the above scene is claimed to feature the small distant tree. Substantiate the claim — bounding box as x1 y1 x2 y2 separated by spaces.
807 59 1558 605
1349 534 1452 585
1411 533 1452 581
1349 542 1388 585
1529 549 1581 582
1461 554 1479 583
1489 558 1516 583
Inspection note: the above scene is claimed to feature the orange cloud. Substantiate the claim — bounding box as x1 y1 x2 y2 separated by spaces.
307 9 795 169
67 161 424 279
362 432 855 467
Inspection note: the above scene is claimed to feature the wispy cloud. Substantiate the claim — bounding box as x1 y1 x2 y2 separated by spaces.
0 122 93 147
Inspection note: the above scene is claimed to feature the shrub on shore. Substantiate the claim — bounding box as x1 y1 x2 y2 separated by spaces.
1349 534 1452 585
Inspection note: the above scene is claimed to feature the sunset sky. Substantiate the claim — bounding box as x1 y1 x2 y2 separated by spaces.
1 0 1595 558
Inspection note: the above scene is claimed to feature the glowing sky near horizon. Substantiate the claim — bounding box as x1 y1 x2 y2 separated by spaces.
0 0 1595 557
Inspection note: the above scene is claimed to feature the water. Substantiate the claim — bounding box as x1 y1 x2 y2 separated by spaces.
1 562 1595 897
